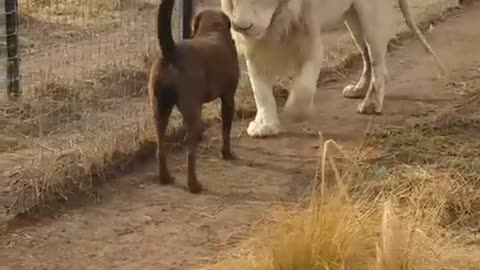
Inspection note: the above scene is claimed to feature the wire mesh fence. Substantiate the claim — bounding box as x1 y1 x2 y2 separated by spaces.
0 0 459 101
20 0 174 97
0 0 194 102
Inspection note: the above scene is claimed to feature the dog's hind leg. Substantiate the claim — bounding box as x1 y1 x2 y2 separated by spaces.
151 93 175 185
179 103 203 194
221 93 237 160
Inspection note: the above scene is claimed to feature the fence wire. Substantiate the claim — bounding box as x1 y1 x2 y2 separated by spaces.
0 0 458 101
0 0 190 101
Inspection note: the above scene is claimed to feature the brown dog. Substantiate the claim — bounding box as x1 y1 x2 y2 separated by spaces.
148 0 239 193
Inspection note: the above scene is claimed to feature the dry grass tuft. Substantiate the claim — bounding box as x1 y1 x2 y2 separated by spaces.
363 94 480 229
0 64 163 214
1 64 148 142
206 135 480 270
206 86 480 270
6 116 156 214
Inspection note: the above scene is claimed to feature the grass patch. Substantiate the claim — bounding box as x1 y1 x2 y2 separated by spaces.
2 99 191 214
1 60 256 215
19 0 153 22
18 0 156 46
207 153 479 270
7 115 156 214
205 87 480 270
361 96 480 229
0 64 148 147
207 141 480 270
0 64 152 213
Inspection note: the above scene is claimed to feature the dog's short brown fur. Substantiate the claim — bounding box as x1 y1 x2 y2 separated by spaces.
148 0 239 193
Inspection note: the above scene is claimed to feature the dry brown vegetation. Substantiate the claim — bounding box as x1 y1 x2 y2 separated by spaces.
206 87 480 270
20 0 153 25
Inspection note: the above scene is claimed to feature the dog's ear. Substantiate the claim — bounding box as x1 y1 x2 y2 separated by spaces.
222 13 232 29
192 13 202 37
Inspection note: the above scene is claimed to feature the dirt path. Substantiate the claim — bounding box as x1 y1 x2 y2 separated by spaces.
1 4 480 270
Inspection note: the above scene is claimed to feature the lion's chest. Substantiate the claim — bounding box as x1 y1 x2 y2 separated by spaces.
235 31 315 79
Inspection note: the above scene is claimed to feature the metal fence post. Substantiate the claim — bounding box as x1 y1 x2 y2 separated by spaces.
171 0 193 42
4 0 20 100
182 0 193 39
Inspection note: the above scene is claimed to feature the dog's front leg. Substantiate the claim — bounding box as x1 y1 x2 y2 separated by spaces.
245 59 281 138
283 38 323 122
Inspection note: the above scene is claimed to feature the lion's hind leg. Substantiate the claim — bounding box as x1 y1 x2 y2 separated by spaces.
354 2 392 114
356 42 388 115
343 9 372 99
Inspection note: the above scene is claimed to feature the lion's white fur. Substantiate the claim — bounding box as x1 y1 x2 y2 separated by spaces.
221 0 445 137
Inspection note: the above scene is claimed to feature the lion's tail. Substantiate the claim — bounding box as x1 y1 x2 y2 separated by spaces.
158 0 177 63
398 0 447 78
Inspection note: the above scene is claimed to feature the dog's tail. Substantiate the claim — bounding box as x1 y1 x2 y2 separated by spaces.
398 0 447 78
158 0 176 62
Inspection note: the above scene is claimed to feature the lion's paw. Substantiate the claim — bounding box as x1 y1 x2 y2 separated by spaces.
343 85 366 99
247 120 280 138
283 102 315 123
357 101 382 115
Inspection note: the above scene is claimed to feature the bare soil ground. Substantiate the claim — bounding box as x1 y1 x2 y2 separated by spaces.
1 2 479 270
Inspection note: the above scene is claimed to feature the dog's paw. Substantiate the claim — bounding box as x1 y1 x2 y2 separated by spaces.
222 151 238 161
247 120 280 138
159 174 175 185
342 84 366 99
357 101 382 115
188 180 203 194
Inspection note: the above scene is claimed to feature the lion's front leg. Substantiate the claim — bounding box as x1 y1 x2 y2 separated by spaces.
283 41 323 122
245 59 281 137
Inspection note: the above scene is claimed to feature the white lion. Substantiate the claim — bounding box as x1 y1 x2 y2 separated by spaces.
220 0 446 137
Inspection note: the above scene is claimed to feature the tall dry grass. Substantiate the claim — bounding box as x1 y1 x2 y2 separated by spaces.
209 76 480 269
206 134 480 270
206 88 480 270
